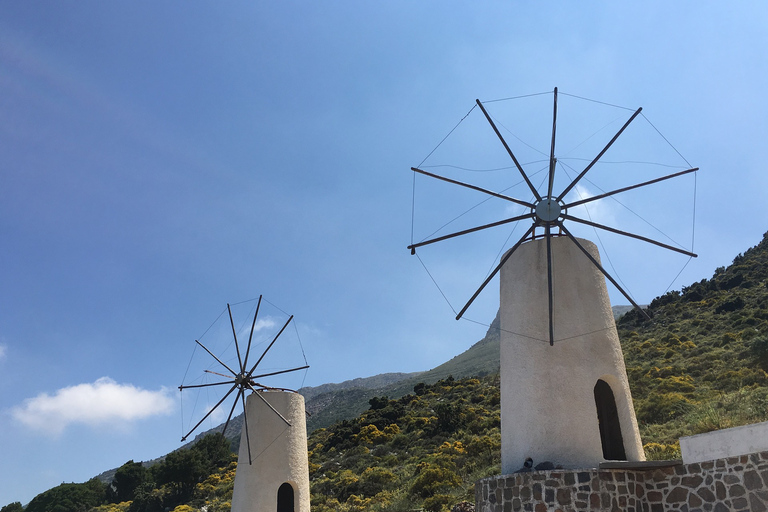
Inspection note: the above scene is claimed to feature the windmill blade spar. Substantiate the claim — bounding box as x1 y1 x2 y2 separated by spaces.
222 387 243 438
252 390 292 426
563 167 699 209
245 315 295 378
556 106 643 202
227 304 245 373
181 382 239 442
408 212 535 253
411 167 534 209
195 340 238 377
456 224 536 320
561 214 697 257
547 87 558 199
558 222 651 320
179 380 235 391
545 224 555 346
240 390 253 465
476 100 542 201
243 295 263 372
250 365 310 380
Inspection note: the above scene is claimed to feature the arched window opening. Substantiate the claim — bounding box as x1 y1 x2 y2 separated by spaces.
277 482 294 512
594 379 626 460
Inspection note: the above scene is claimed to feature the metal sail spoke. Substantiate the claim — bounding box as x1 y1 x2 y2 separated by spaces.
250 365 310 380
561 214 697 257
204 369 232 379
411 167 534 209
240 390 253 465
564 167 699 209
558 222 651 320
195 340 238 377
243 295 263 371
181 382 239 441
179 380 235 390
476 100 542 201
246 315 294 377
227 304 245 372
408 212 536 253
456 224 536 320
545 224 554 346
556 107 643 202
253 391 292 426
222 387 243 437
547 87 558 199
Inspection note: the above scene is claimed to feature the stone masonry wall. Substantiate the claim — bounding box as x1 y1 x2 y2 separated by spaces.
475 451 768 512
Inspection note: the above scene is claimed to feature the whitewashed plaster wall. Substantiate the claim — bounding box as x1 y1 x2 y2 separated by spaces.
499 236 644 472
231 391 310 512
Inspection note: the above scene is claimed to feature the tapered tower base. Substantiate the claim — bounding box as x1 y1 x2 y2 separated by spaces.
231 391 310 512
499 236 643 472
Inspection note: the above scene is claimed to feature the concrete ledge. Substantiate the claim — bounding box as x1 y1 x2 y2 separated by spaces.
598 459 682 470
680 420 768 464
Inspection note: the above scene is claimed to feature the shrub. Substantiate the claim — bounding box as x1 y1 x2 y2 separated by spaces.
636 393 694 424
423 494 456 512
643 442 681 461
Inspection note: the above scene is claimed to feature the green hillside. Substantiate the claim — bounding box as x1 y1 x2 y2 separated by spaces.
308 375 501 512
618 230 768 455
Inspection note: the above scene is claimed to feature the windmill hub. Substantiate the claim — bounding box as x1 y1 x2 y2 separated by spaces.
534 197 562 223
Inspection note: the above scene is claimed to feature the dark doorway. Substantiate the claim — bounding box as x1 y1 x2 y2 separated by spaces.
277 482 294 512
593 379 626 460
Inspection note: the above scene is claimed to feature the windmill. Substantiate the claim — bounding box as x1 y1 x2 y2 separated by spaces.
178 295 309 464
409 88 698 468
408 87 698 345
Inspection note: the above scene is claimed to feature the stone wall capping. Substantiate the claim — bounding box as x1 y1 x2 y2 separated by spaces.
598 460 683 470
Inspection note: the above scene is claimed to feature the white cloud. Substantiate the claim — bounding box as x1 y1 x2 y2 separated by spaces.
0 344 6 361
566 184 617 227
11 377 174 436
235 317 277 339
253 318 276 332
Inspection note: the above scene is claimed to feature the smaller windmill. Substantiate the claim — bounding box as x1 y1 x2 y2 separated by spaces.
179 296 309 464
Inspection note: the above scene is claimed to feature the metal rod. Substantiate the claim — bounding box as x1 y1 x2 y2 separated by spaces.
556 107 643 201
195 340 238 378
246 315 294 378
222 387 241 438
179 380 234 391
558 222 651 320
250 365 310 380
411 167 534 209
253 391 292 426
241 390 253 465
547 87 558 199
456 224 536 320
227 304 244 373
204 369 231 379
243 295 262 372
561 214 697 257
408 212 535 253
564 167 699 208
476 99 542 201
181 383 239 441
546 224 554 346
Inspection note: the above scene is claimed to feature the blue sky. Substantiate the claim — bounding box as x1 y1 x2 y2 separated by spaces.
2 1 767 505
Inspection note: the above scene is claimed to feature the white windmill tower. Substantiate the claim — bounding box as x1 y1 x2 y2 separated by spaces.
408 88 697 470
179 296 310 512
